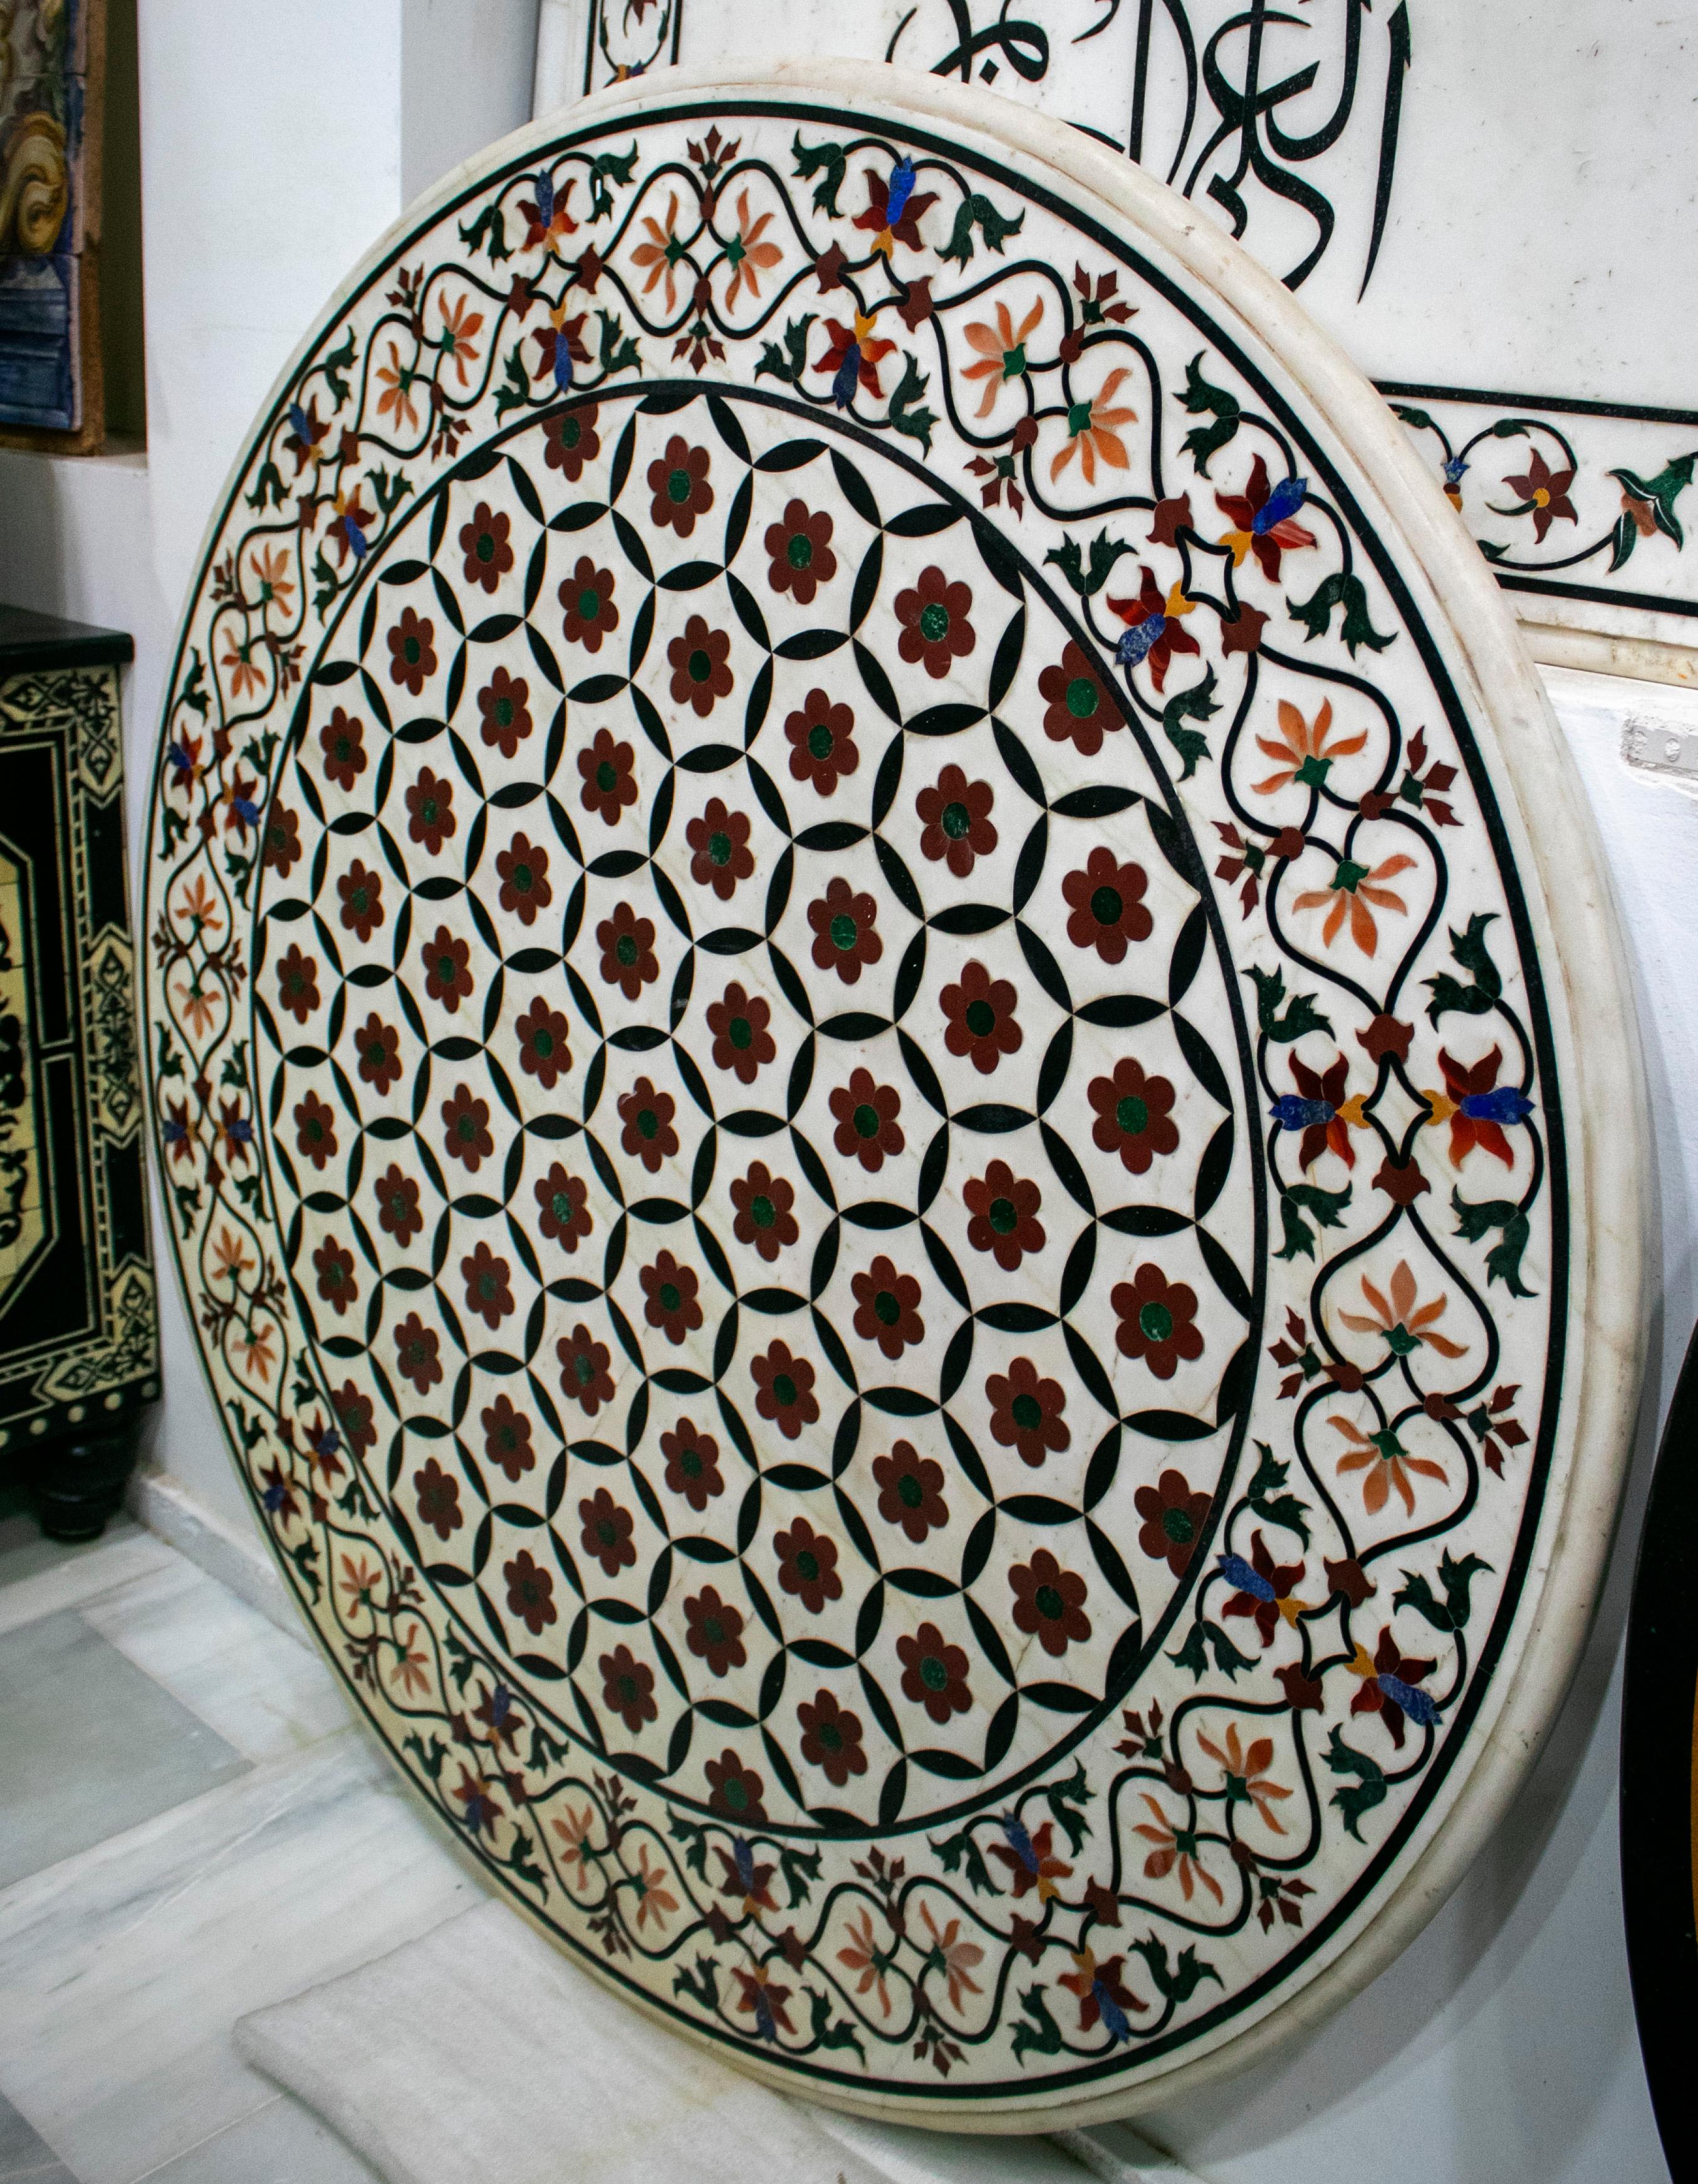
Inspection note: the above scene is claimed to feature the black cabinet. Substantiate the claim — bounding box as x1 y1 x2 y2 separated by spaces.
0 603 158 1537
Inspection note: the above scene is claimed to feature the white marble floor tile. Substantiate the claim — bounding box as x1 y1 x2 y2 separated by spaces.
135 2091 380 2183
76 1555 355 1766
0 2088 74 2183
0 1523 177 1641
0 1733 476 2184
0 1611 251 1891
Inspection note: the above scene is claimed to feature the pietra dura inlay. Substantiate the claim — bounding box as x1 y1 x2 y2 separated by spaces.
142 66 1643 2126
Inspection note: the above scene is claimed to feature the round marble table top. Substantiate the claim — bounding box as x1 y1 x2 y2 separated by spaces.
142 63 1643 2126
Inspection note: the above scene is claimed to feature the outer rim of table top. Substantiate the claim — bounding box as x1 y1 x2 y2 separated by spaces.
143 56 1650 2130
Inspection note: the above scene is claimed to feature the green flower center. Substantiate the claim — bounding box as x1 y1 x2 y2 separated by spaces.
897 1473 924 1509
853 1102 880 1139
658 1282 682 1314
727 1015 753 1050
722 1775 749 1812
941 800 971 840
476 531 495 564
510 863 532 893
702 1615 725 1646
919 600 950 644
1066 398 1094 436
919 1653 948 1693
687 647 711 684
1035 1584 1065 1622
457 1114 476 1142
437 955 457 983
636 1107 659 1139
988 1196 1018 1236
708 830 732 866
404 635 421 665
750 1194 776 1230
574 1351 595 1385
1011 1391 1043 1433
771 1372 798 1409
1294 753 1331 790
494 696 514 728
794 1549 820 1584
1139 1300 1175 1344
419 798 439 826
1002 342 1027 380
830 912 858 951
551 1189 573 1223
787 531 813 570
807 723 835 761
1091 885 1123 927
1384 1323 1420 1357
1162 1503 1195 1544
1066 675 1099 720
1116 1094 1148 1137
560 415 581 450
816 1717 843 1751
667 466 692 505
531 1026 553 1059
679 1446 703 1479
616 934 638 967
964 998 996 1039
595 760 617 792
578 586 601 622
1333 857 1369 894
479 1272 498 1300
873 1289 900 1328
365 1042 387 1068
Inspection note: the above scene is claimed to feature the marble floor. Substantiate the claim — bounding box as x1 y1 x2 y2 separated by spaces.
0 1494 481 2183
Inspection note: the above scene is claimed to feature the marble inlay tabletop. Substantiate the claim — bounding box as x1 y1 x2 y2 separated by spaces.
142 64 1645 2127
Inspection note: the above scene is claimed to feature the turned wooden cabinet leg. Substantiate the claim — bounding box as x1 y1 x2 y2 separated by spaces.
33 1421 144 1542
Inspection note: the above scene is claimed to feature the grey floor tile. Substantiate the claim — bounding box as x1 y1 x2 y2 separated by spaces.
0 1610 251 1889
0 2087 74 2182
0 1500 144 1594
137 2093 381 2182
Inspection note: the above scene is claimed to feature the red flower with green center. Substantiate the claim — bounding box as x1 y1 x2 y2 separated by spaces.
459 501 513 593
596 899 659 1001
440 1082 492 1171
667 614 734 718
895 1620 972 1724
640 1249 703 1345
333 859 383 945
504 1549 556 1636
685 797 753 899
941 958 1021 1075
685 1585 746 1677
579 1485 637 1577
313 1236 358 1316
415 1457 462 1541
706 980 775 1082
577 726 637 826
797 1689 867 1785
729 1159 797 1263
387 605 437 696
393 1310 442 1394
986 1355 1070 1466
354 1013 402 1093
829 1068 903 1171
751 1340 818 1440
704 1747 765 1822
916 764 996 877
851 1253 925 1361
808 875 882 985
1038 641 1119 756
534 1160 591 1250
461 1240 514 1330
277 943 320 1024
774 1516 843 1614
516 996 571 1089
660 1417 723 1512
1062 847 1151 963
1088 1058 1178 1174
617 1077 677 1173
496 833 551 926
374 1162 422 1243
964 1160 1044 1272
764 499 836 605
1113 1264 1203 1379
558 555 618 652
293 1089 338 1172
872 1438 948 1542
477 666 533 760
1009 1549 1090 1657
556 1322 614 1414
895 565 976 681
1133 1467 1212 1575
332 1381 377 1454
482 1392 535 1481
600 1644 657 1733
263 799 301 875
320 708 365 790
421 926 473 1012
543 403 599 480
647 436 713 538
784 689 858 796
404 768 455 854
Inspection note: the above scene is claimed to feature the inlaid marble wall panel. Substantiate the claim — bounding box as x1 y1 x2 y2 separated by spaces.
534 0 1698 668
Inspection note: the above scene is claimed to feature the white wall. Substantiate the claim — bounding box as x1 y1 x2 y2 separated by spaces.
0 12 1684 2176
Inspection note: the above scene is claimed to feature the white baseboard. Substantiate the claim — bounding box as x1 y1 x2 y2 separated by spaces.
125 1463 300 1640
